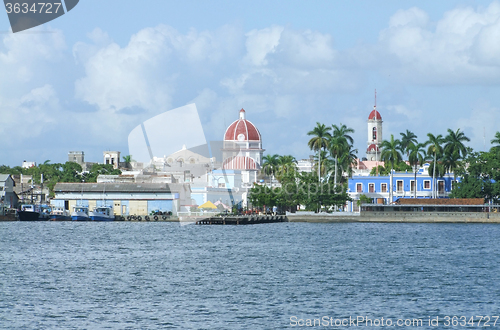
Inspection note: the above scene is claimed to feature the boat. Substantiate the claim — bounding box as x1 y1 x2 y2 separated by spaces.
18 204 51 221
89 206 114 221
0 205 17 221
71 206 90 221
49 207 71 221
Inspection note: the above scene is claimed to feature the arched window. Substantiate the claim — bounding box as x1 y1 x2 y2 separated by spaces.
372 127 377 140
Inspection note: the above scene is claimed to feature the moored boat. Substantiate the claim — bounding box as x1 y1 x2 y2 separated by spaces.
89 206 114 221
71 206 90 221
18 204 51 221
0 205 17 221
50 207 71 221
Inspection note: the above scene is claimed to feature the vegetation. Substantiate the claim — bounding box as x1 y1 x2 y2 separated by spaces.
0 161 121 197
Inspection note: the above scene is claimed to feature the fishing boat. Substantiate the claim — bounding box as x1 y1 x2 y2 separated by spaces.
0 205 17 221
18 204 51 221
71 206 90 221
89 206 114 221
49 207 71 221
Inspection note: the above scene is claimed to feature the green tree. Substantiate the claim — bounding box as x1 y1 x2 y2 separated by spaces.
307 123 331 182
330 123 355 186
444 128 470 159
400 130 418 159
490 131 500 153
408 143 426 198
380 134 403 203
122 155 134 169
83 164 121 182
426 133 445 199
261 154 279 184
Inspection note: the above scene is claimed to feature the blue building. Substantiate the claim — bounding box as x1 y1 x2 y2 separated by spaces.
347 164 455 211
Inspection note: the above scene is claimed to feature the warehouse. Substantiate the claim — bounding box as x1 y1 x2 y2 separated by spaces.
52 182 191 216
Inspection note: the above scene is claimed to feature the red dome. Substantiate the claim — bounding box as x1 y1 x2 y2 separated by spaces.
223 156 258 170
368 109 382 120
367 144 379 152
224 109 261 141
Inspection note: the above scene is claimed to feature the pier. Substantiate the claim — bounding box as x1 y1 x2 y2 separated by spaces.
195 215 288 225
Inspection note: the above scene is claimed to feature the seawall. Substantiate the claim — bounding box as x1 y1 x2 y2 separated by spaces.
287 212 500 223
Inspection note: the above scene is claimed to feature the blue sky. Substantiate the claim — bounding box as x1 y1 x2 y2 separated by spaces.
1 0 500 166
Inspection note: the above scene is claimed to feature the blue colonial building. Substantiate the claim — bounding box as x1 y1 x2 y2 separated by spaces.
347 164 455 211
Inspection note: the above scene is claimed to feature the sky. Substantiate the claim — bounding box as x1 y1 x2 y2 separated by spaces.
1 0 500 166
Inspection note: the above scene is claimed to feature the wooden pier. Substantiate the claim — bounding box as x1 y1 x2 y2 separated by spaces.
196 215 288 225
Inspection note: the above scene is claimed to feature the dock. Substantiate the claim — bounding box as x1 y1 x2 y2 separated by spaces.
195 215 288 225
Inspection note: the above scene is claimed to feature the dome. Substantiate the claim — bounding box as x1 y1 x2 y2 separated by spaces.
367 144 379 152
368 108 382 120
224 109 262 141
223 156 258 170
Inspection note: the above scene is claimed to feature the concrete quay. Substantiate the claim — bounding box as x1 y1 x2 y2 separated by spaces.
286 211 500 223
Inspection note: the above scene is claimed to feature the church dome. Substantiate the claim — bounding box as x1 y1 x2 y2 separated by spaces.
368 108 382 120
224 109 262 141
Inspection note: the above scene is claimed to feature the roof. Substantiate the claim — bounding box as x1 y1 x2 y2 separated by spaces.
224 109 261 141
0 174 12 182
223 156 258 170
198 200 217 209
368 108 382 120
366 144 379 152
396 198 485 206
54 182 188 193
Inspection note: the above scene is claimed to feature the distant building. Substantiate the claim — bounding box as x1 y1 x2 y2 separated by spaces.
103 151 120 170
222 109 264 187
21 161 36 169
0 174 18 208
366 101 382 162
52 182 191 216
297 158 314 173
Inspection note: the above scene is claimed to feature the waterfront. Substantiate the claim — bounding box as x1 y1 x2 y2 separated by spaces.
1 222 499 329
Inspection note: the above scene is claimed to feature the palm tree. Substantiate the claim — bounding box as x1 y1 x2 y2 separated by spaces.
444 128 470 159
307 123 331 182
490 131 500 153
330 123 355 186
400 130 418 159
426 133 444 199
442 149 462 188
380 134 402 203
275 155 298 181
337 144 358 185
408 143 426 198
122 155 133 169
261 154 279 185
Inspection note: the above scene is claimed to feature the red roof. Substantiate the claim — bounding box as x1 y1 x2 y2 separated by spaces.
223 156 258 170
367 143 379 152
368 109 382 120
224 109 261 141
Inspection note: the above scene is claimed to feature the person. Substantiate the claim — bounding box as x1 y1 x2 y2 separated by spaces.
272 205 277 215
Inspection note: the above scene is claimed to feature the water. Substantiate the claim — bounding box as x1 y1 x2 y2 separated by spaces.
1 222 499 329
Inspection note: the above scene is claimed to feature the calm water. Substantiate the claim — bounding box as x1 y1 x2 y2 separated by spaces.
1 222 499 329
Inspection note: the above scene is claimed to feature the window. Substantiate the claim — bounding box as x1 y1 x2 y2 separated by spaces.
381 183 387 192
372 127 377 140
424 180 431 189
438 180 445 194
396 180 403 192
368 183 375 193
218 183 226 188
410 180 415 193
356 183 363 193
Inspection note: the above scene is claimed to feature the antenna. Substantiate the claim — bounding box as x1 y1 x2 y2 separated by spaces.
374 89 377 108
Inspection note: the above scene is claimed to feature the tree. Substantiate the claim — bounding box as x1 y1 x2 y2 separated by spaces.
408 143 426 198
490 131 500 153
444 128 470 159
451 151 500 202
261 154 279 185
122 155 134 169
330 123 355 186
400 130 418 159
380 134 403 203
307 123 331 182
83 164 121 182
275 155 298 181
426 133 445 198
